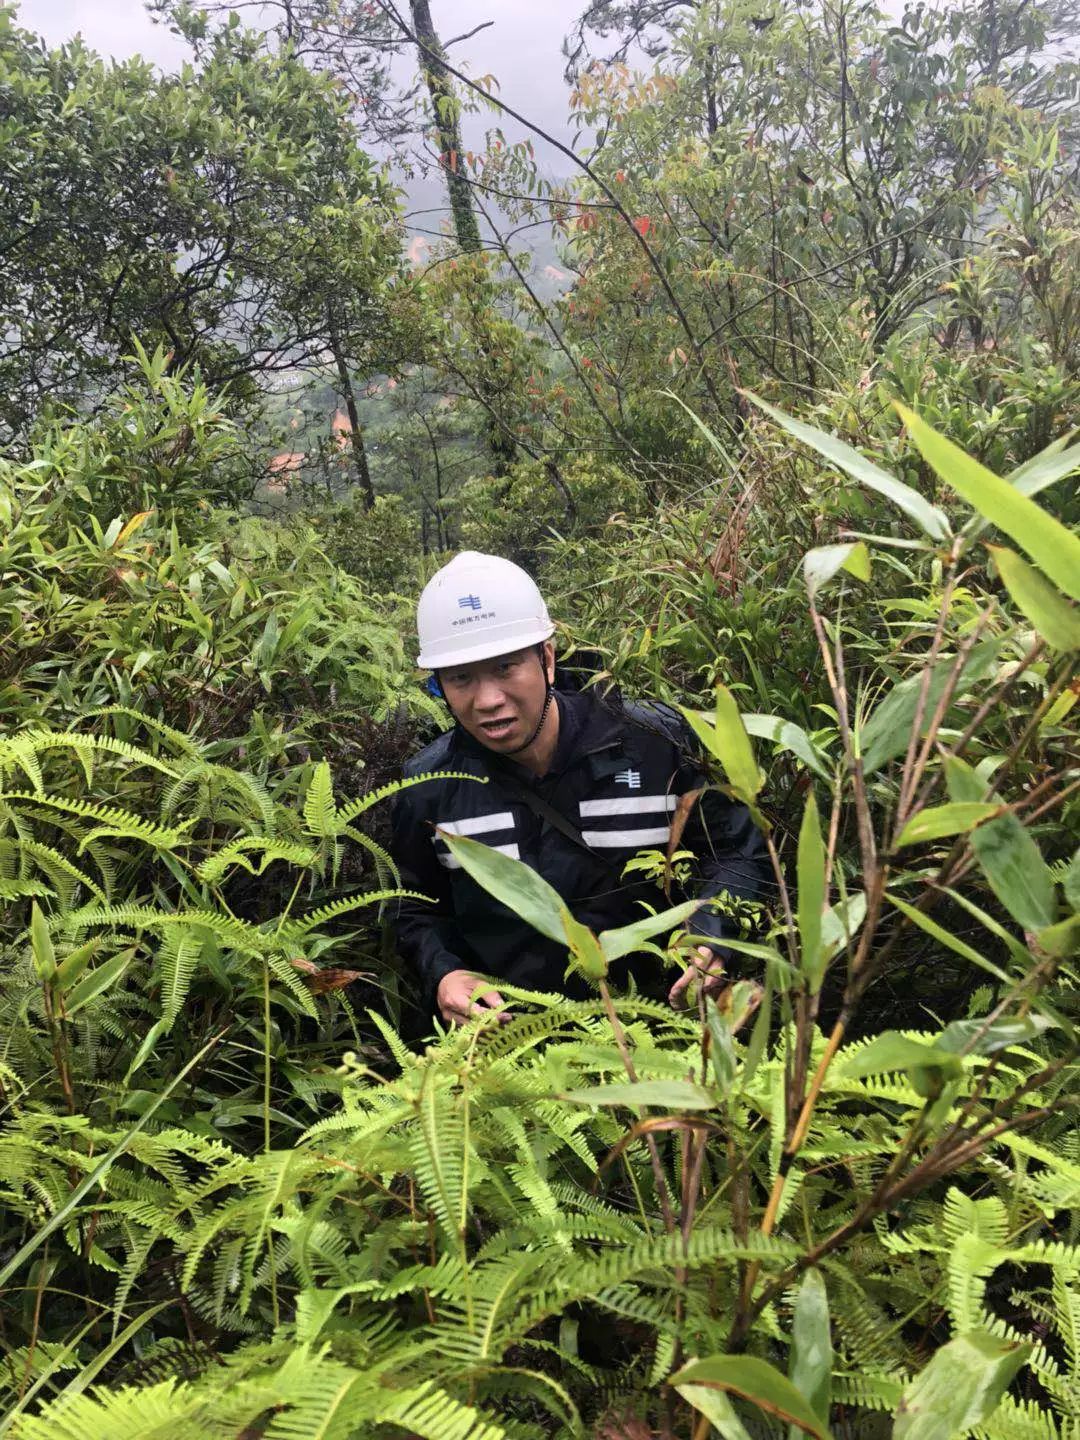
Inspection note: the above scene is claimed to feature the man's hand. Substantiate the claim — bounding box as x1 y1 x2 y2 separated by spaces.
436 968 510 1027
668 945 725 1010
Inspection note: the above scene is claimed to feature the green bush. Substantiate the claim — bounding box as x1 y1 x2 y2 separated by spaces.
2 390 1077 1439
456 454 646 568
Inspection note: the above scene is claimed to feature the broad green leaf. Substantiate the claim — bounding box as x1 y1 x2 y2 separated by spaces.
841 1032 964 1095
893 1329 1031 1440
860 638 1001 773
560 1080 717 1110
898 404 1080 601
943 755 984 804
676 1384 754 1440
1064 848 1080 911
820 891 867 961
680 685 763 802
439 831 570 946
29 901 56 982
746 391 950 540
938 1014 1055 1056
789 1269 832 1436
743 714 831 779
970 812 1056 933
54 936 103 988
671 1355 833 1439
888 894 1013 988
1008 432 1080 498
564 908 609 980
990 545 1080 651
797 792 826 991
64 947 135 1017
896 802 1000 848
803 541 871 600
600 897 705 963
1035 914 1080 958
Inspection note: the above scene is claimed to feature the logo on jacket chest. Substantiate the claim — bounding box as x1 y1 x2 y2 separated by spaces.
614 769 641 788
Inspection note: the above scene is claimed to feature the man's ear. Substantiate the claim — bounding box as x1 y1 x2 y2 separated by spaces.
541 640 556 686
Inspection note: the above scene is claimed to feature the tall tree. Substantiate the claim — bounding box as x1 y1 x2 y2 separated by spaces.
405 0 483 255
0 9 408 502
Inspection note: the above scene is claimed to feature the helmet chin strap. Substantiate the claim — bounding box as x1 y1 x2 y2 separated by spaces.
504 677 555 755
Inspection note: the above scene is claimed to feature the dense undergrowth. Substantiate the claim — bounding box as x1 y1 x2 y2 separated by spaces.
1 349 1078 1438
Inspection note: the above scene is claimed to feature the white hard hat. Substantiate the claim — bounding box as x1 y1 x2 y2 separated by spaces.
416 551 555 669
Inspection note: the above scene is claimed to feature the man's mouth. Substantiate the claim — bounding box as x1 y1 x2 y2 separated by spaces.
479 716 516 739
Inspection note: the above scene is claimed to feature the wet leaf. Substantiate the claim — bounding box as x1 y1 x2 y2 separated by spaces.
894 1330 1031 1440
671 1355 833 1438
990 545 1080 650
898 404 1080 601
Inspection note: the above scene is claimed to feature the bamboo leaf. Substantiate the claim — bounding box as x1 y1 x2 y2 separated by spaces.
897 403 1080 600
860 638 1001 773
29 901 56 982
896 802 1001 848
1007 431 1080 497
970 812 1056 933
440 830 573 947
743 714 831 779
561 1080 717 1110
894 1330 1031 1440
990 545 1080 650
600 897 703 962
671 1355 833 1438
803 541 871 600
745 391 950 540
64 947 135 1017
680 685 763 803
938 1014 1055 1055
677 1385 754 1440
789 1268 832 1436
797 792 826 991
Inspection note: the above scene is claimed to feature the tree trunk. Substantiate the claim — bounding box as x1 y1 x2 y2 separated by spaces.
409 0 482 255
327 309 375 511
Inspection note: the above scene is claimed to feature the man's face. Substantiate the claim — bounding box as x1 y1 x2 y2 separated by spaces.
439 643 553 753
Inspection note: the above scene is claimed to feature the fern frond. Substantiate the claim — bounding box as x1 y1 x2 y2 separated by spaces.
302 761 337 839
340 824 398 886
0 792 193 851
157 929 205 1031
65 904 267 953
334 770 486 827
195 838 318 885
160 760 276 833
411 1074 467 1248
279 888 429 940
85 706 202 756
16 838 107 904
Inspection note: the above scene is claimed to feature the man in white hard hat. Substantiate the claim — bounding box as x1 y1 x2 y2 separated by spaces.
390 551 770 1027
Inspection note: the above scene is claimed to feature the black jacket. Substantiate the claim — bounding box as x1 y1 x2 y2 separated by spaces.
389 688 770 1001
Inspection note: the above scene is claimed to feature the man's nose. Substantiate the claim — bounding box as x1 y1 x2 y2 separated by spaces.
473 675 507 711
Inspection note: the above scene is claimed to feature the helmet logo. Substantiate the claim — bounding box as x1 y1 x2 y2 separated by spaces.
458 594 482 611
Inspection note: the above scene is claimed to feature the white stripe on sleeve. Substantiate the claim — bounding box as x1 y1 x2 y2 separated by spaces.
436 812 515 837
581 827 671 848
579 794 678 818
438 841 520 870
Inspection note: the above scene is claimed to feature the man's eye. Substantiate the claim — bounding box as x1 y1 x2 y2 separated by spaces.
446 673 470 687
